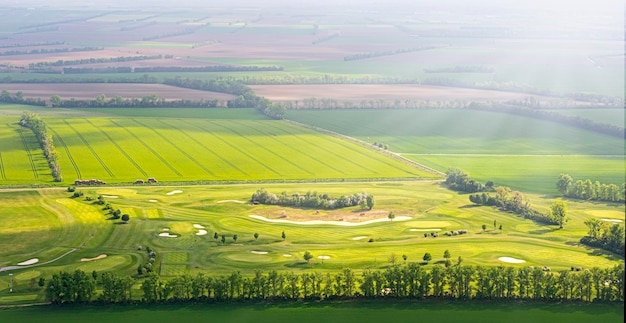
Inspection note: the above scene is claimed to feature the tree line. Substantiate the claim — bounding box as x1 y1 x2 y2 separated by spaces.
582 218 625 256
251 188 374 210
45 263 624 304
0 46 102 56
28 54 167 70
343 46 437 61
444 168 560 226
556 174 625 203
62 65 284 74
49 93 221 109
18 111 62 181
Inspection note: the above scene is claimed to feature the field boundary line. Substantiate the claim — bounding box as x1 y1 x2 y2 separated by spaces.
136 118 215 176
285 119 445 177
207 121 284 177
15 126 39 179
227 120 315 175
85 119 148 177
177 119 249 176
109 119 182 177
48 127 81 180
64 120 115 178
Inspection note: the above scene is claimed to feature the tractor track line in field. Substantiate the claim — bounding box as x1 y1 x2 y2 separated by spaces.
64 120 115 178
176 119 249 176
205 120 283 177
85 119 148 178
110 119 182 177
204 120 282 176
0 152 5 180
16 126 39 179
48 127 81 180
135 118 215 177
227 120 314 175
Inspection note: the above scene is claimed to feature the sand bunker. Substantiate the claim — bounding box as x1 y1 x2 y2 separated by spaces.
352 236 368 240
81 254 107 262
410 228 442 232
251 251 269 255
166 190 183 196
159 232 178 238
498 257 526 264
249 215 411 226
601 218 623 223
196 230 208 236
18 258 39 266
101 195 118 199
318 255 331 260
148 199 158 203
217 200 245 203
193 224 205 229
162 228 170 231
283 254 292 257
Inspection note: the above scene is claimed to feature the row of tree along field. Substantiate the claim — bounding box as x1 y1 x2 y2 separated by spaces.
18 112 62 181
44 263 624 304
556 174 625 203
251 189 374 210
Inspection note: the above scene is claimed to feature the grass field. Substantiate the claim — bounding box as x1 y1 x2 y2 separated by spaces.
0 301 623 323
286 109 625 194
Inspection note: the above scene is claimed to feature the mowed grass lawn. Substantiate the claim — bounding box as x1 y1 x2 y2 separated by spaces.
0 105 436 185
286 109 625 194
0 182 622 298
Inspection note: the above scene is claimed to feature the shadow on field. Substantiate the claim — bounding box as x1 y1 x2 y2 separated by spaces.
528 228 560 235
458 204 481 209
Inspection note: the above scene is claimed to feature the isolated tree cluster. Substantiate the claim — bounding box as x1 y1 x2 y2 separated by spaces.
251 188 374 210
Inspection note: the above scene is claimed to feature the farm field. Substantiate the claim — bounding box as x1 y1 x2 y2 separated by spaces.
0 104 436 185
0 181 623 303
286 109 625 194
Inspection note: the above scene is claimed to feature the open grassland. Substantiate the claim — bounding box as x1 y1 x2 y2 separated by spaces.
0 301 623 323
0 105 434 185
286 109 625 194
0 182 622 300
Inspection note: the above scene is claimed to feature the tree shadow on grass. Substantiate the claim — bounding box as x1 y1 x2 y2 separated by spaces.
528 227 560 235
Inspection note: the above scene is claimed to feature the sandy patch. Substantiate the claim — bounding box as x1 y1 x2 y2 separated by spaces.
159 232 178 238
196 229 208 236
249 214 411 226
251 251 269 255
352 236 368 240
410 228 442 232
162 228 170 231
193 224 205 229
81 254 107 262
217 200 245 203
166 190 183 196
148 199 158 203
18 258 39 266
101 195 118 198
601 218 623 223
318 255 331 260
283 254 292 257
498 257 526 264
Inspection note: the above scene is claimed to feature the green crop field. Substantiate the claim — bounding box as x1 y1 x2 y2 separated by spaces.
286 109 625 194
0 105 436 185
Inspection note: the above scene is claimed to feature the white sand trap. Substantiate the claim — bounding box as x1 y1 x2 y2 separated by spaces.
352 236 368 240
18 258 39 266
162 228 170 231
81 254 107 262
102 195 118 198
193 224 205 229
196 230 208 236
410 228 442 232
283 254 292 257
148 199 158 203
601 218 623 223
251 251 269 255
166 190 183 196
318 255 331 260
159 232 178 238
217 200 245 203
249 215 411 226
498 257 526 264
